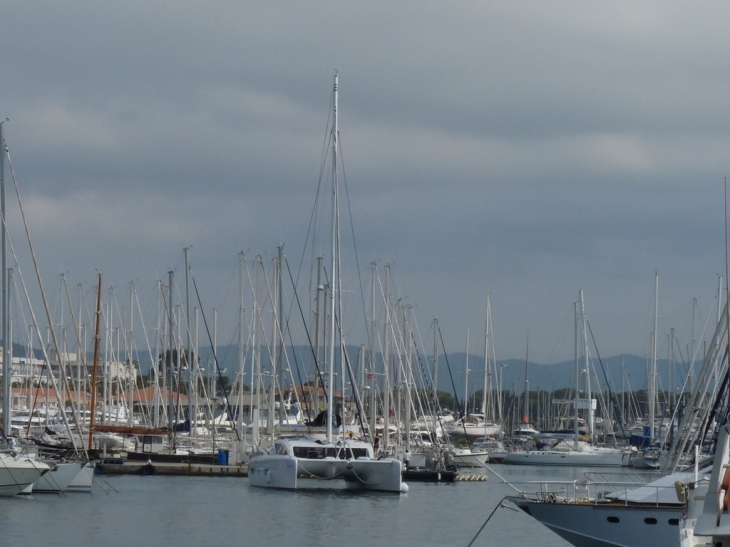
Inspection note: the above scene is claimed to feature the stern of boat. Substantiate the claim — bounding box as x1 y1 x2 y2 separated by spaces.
343 458 408 493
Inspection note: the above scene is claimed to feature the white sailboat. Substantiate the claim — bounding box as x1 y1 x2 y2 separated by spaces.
0 133 94 493
247 72 407 494
508 287 730 547
0 450 50 496
504 291 630 467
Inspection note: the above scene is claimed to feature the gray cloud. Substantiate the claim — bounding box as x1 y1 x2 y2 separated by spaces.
1 2 728 366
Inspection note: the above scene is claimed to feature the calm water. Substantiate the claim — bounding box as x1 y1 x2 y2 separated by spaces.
0 465 658 546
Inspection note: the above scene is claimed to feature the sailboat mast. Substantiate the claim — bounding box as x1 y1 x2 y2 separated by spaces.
1 120 8 435
369 261 376 440
87 272 103 449
276 244 285 424
574 301 579 447
432 318 439 400
482 295 490 417
523 334 529 425
184 247 192 432
464 329 469 416
580 289 593 440
650 272 659 443
326 71 339 443
237 251 245 444
168 270 175 433
383 265 391 449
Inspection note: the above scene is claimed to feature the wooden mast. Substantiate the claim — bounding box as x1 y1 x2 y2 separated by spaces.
87 272 102 450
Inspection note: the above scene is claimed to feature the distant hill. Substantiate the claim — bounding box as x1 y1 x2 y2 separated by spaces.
446 353 689 394
193 347 690 394
14 342 688 394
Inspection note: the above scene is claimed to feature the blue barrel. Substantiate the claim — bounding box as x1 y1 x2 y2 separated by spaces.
217 449 228 466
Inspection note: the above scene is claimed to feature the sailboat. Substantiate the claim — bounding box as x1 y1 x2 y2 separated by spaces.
0 124 54 494
504 291 632 467
510 336 540 442
247 73 407 493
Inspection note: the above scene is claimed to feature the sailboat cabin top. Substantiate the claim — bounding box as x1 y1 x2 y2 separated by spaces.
273 439 373 460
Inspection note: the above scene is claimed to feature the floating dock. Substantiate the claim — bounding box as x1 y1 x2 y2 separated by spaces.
96 459 248 477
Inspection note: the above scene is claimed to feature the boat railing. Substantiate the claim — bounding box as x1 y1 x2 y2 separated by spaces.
511 478 681 507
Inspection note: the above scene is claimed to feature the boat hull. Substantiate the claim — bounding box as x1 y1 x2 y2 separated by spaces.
503 450 627 467
509 497 683 547
0 455 49 495
447 424 503 440
451 450 489 467
34 461 88 493
66 462 95 493
248 454 406 493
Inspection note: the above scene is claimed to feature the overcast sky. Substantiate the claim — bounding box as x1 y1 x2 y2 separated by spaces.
1 2 727 366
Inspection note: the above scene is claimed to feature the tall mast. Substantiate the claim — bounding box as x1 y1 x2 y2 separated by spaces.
464 329 470 416
650 272 659 443
482 295 490 417
277 244 285 424
580 289 593 440
327 71 339 443
383 265 391 449
1 120 8 435
574 301 579 448
523 334 529 425
184 247 192 433
237 251 245 443
87 272 103 449
369 261 377 440
432 318 439 404
167 270 175 433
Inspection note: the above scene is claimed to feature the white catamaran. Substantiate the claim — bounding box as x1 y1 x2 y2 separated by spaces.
247 72 407 494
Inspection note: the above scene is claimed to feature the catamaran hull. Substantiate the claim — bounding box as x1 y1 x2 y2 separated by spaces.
66 462 94 493
34 461 87 493
341 459 404 492
248 455 406 493
509 498 683 547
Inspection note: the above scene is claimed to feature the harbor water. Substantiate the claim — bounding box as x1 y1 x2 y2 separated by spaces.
0 465 658 546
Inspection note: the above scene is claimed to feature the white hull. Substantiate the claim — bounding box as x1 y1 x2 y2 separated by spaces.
503 450 628 467
66 462 95 493
249 454 405 493
0 453 50 495
34 461 88 493
451 449 489 468
447 422 503 439
248 438 407 493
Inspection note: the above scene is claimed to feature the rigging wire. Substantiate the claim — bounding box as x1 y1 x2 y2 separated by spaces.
465 497 518 547
190 275 240 442
283 255 328 422
585 319 626 442
437 323 465 422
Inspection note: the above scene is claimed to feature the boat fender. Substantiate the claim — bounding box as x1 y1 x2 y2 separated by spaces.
721 467 730 511
674 481 686 503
